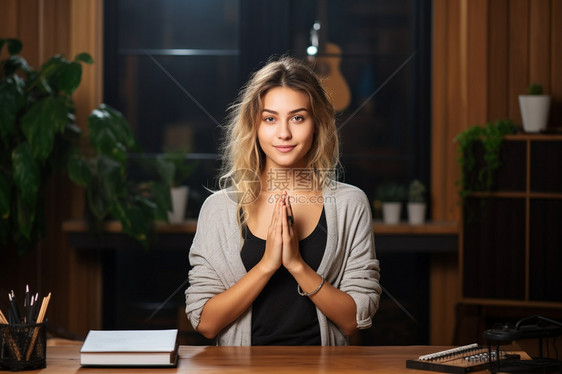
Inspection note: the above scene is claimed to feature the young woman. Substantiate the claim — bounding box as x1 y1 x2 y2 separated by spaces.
185 56 381 345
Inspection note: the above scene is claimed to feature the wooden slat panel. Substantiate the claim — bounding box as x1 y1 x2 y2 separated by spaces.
37 0 75 340
550 0 562 126
431 0 462 346
487 0 508 121
64 0 104 336
529 0 551 92
0 0 19 42
508 0 530 126
17 0 40 66
431 0 448 221
445 0 463 221
69 0 103 222
430 253 459 345
71 0 104 127
40 0 71 59
466 0 488 127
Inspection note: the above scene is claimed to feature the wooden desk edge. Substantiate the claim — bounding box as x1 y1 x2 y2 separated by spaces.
45 345 519 373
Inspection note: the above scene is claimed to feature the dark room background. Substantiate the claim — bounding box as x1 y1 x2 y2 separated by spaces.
102 0 432 345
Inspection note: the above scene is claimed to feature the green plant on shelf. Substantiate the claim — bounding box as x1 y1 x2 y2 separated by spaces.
454 119 516 200
376 181 407 203
526 82 543 95
408 180 427 203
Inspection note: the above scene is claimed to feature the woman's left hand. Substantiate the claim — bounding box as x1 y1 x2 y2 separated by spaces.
281 192 303 272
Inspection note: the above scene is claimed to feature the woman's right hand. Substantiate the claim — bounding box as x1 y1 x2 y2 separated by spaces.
196 192 285 339
258 191 285 274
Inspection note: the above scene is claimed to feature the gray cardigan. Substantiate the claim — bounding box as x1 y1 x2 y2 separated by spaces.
185 182 381 345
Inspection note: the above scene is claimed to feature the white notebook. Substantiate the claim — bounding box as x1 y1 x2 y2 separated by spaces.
80 329 178 367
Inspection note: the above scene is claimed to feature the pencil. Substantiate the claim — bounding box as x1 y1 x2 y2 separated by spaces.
0 308 9 324
25 285 31 323
25 292 51 360
31 293 39 322
9 290 22 324
37 293 50 323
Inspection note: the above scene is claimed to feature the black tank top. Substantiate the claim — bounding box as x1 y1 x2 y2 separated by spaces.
240 208 327 345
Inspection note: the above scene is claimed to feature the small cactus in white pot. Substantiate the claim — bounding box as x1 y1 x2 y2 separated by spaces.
407 179 427 224
376 182 407 224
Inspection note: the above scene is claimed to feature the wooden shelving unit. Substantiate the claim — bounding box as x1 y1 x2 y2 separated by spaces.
460 134 562 308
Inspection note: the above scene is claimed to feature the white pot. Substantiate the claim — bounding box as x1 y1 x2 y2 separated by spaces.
519 95 550 133
168 186 189 223
407 202 426 224
382 202 402 224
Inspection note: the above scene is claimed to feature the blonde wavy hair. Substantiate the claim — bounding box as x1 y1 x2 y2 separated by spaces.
219 56 340 226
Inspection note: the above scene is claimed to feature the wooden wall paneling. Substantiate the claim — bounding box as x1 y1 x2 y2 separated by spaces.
430 0 462 346
430 0 448 345
70 0 104 126
456 2 471 344
430 253 460 345
466 0 489 127
444 0 463 222
431 0 448 222
15 0 40 66
36 0 77 339
40 0 97 340
66 0 105 336
68 0 102 222
550 0 562 126
487 0 508 121
529 0 551 94
37 0 75 339
40 0 71 62
507 0 530 126
0 0 19 41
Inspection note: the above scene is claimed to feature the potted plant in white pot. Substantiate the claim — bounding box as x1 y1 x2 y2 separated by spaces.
376 182 406 224
519 83 550 133
407 179 427 224
155 150 197 223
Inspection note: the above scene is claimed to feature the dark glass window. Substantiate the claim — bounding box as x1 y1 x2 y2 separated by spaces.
104 0 431 217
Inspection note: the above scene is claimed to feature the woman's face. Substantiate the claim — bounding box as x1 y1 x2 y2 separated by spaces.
257 86 315 172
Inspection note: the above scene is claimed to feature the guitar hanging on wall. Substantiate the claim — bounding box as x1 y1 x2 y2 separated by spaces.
307 0 351 112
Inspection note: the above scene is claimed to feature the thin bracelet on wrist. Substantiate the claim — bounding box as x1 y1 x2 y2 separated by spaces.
297 276 325 297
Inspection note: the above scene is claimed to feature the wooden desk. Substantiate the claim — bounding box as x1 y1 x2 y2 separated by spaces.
28 345 488 373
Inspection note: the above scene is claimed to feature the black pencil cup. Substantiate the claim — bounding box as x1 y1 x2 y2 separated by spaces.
0 322 46 371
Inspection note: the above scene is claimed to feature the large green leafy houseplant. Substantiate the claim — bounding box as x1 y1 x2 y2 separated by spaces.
0 39 170 254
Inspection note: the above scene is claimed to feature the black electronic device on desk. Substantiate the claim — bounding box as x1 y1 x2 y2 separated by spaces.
406 343 520 373
483 315 562 373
